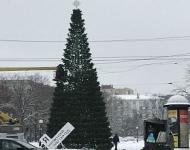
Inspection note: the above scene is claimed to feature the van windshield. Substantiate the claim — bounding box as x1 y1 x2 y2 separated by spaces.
15 140 36 149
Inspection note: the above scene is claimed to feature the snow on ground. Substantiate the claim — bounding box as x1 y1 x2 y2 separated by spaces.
111 136 144 150
30 141 40 148
30 136 144 150
30 136 190 150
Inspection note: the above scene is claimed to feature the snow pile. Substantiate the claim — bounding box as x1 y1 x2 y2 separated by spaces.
164 95 190 106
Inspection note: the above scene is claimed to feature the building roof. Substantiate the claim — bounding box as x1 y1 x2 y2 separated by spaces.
114 94 159 100
164 95 190 107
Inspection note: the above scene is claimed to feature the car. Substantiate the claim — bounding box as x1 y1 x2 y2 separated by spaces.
0 138 41 150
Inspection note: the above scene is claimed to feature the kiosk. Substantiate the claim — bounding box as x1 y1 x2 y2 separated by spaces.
164 95 190 148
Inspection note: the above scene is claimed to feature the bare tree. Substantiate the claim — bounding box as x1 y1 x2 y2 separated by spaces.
0 74 54 141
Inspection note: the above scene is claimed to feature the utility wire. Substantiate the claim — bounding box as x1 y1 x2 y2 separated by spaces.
0 57 189 63
90 35 190 43
0 53 189 73
108 81 185 87
0 52 190 63
97 59 190 74
92 52 190 59
0 35 190 43
94 58 190 64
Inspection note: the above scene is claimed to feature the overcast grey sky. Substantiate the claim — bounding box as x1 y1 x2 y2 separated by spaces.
0 0 190 94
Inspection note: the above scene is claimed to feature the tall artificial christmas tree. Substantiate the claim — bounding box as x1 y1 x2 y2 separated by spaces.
47 4 112 150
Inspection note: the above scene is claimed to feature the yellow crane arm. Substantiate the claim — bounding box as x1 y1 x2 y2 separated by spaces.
0 112 17 123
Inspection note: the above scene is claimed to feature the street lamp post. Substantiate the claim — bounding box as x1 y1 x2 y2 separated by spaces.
136 126 139 142
39 119 43 139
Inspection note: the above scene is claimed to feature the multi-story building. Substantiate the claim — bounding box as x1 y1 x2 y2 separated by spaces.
101 85 166 136
115 94 163 119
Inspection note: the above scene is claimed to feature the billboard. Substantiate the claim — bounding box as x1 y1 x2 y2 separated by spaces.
168 109 178 147
179 109 189 147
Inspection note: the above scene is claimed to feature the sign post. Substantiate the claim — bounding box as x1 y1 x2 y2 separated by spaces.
39 134 51 148
39 122 75 149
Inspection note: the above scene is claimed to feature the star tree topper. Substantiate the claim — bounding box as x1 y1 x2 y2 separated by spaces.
73 0 80 8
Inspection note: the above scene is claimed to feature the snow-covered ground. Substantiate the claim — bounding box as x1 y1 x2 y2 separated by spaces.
30 136 144 150
30 136 190 150
111 136 144 150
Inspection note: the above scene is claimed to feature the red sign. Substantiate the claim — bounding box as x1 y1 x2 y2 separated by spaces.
179 110 188 124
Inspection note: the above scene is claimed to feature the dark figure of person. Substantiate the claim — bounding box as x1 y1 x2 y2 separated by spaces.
113 134 119 150
168 132 174 150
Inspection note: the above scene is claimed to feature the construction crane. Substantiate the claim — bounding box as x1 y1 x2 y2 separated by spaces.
0 112 24 139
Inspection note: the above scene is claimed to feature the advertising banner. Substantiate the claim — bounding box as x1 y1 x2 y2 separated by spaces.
168 110 178 147
179 109 189 147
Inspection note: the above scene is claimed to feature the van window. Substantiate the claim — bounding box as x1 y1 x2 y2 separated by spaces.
2 140 22 150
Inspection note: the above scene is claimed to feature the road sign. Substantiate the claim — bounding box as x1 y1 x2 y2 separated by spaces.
39 134 51 148
39 122 75 149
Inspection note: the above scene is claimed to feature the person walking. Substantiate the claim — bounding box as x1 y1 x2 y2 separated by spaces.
113 134 119 150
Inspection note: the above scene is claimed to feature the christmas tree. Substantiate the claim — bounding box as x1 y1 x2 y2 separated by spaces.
47 7 112 150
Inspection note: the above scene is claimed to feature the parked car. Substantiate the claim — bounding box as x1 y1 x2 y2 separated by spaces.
0 138 41 150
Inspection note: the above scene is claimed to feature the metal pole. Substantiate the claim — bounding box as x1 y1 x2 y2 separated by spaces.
34 123 37 142
137 128 138 142
39 126 42 139
136 126 139 142
39 119 43 140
